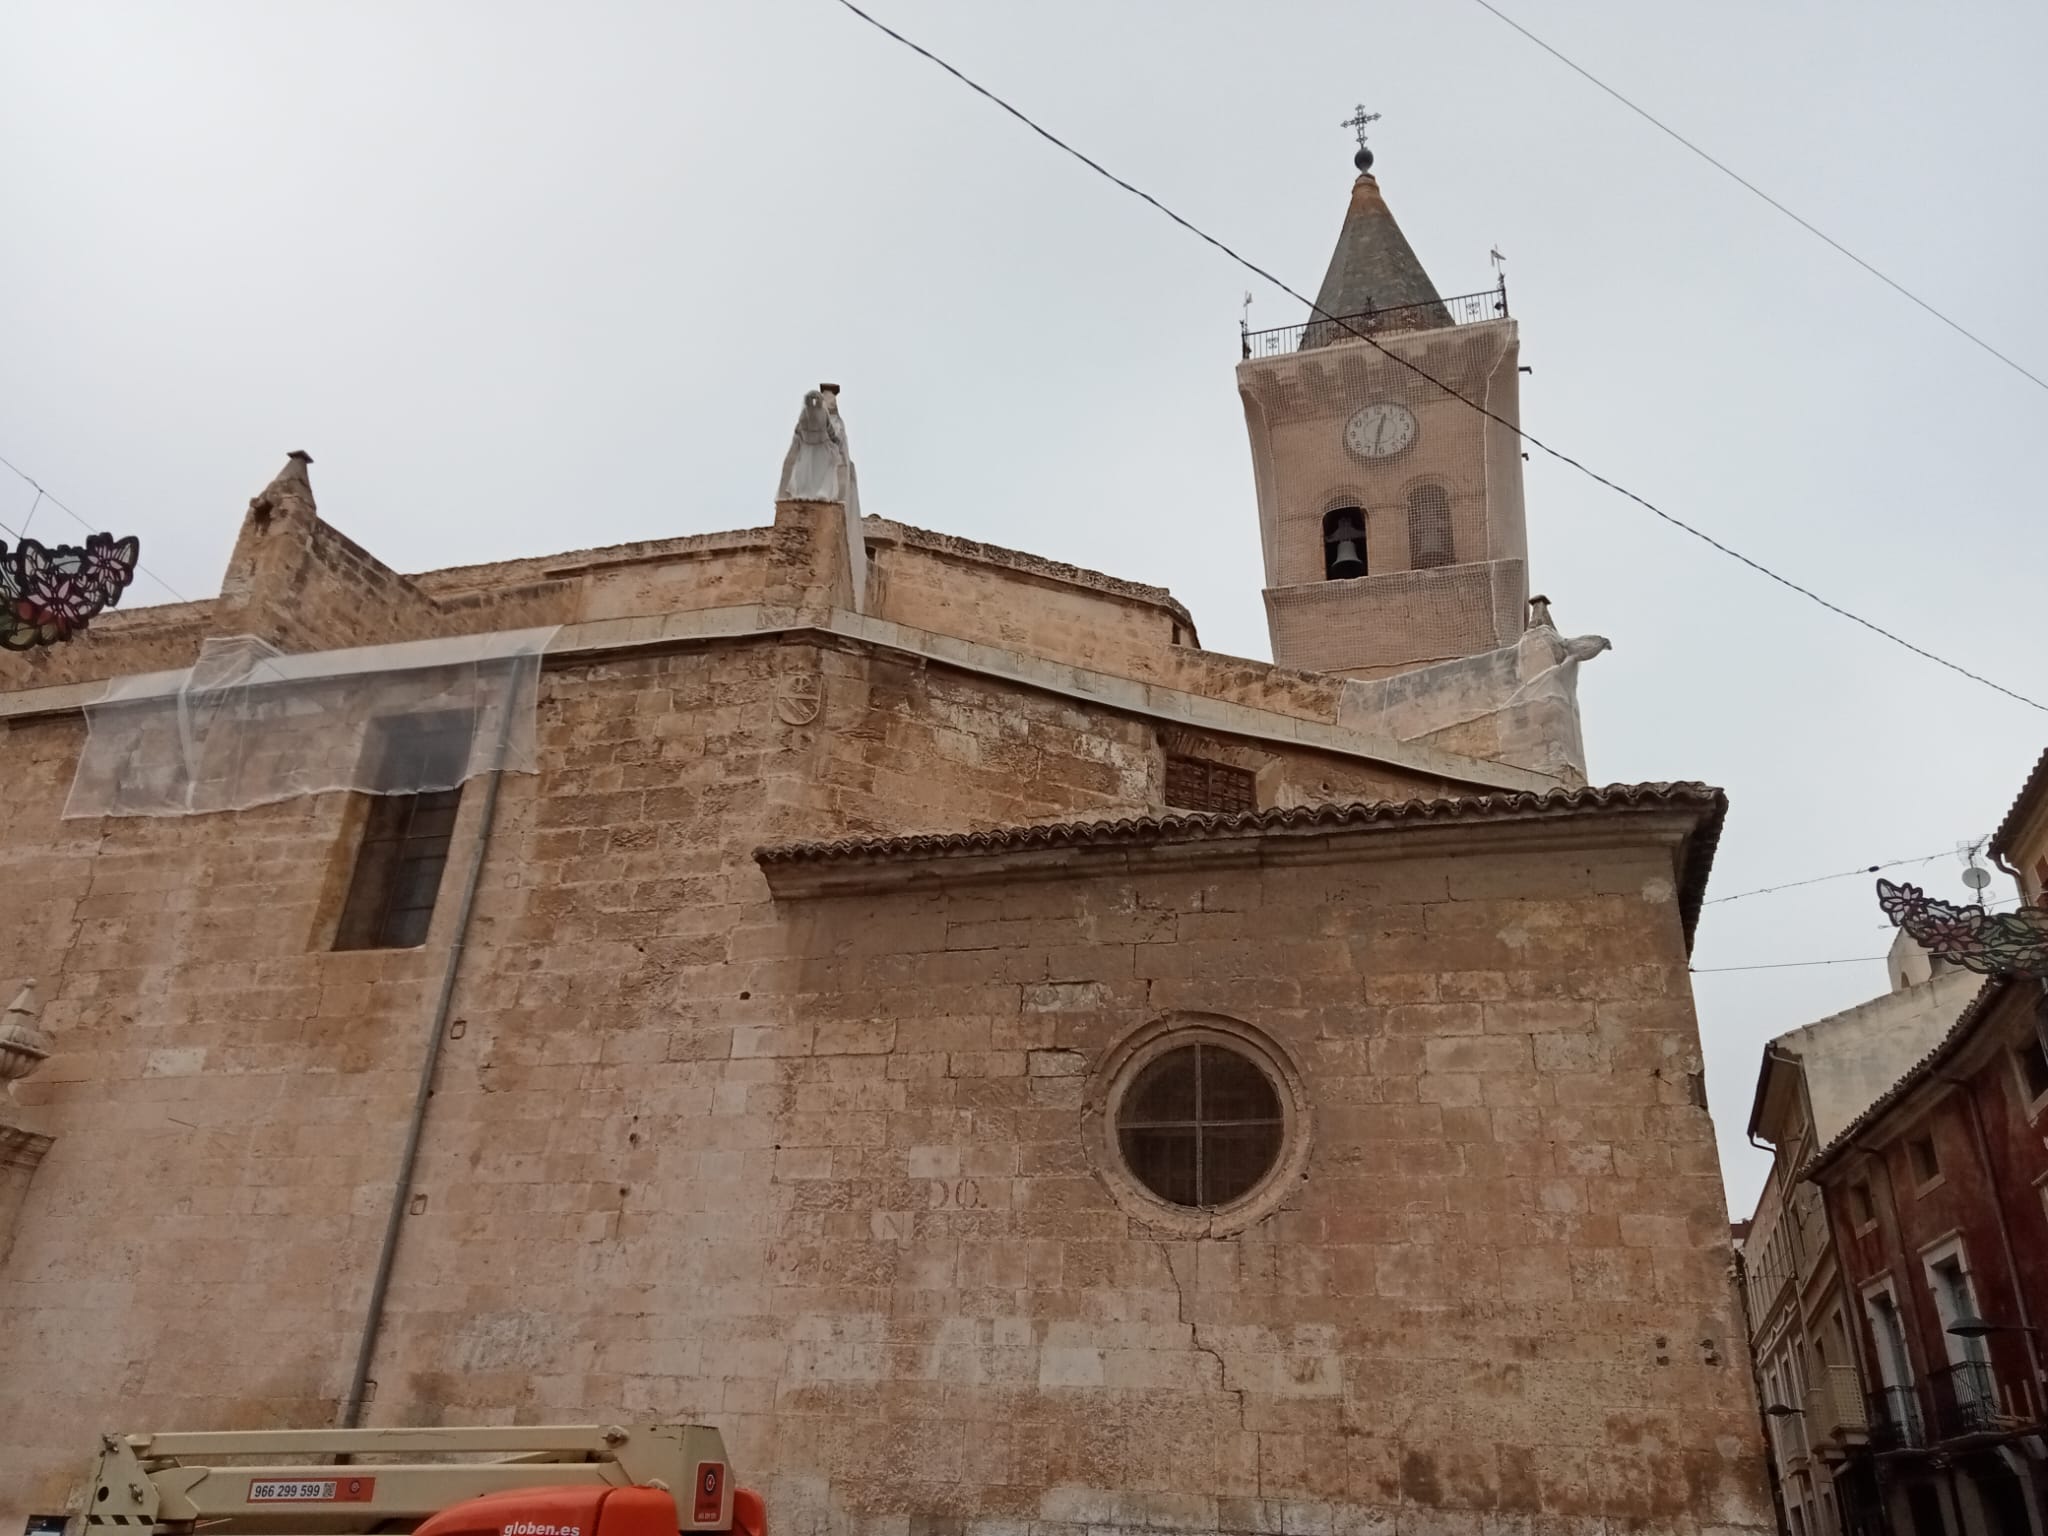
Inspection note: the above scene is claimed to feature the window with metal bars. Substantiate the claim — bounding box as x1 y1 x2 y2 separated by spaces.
333 714 472 951
1164 755 1256 814
1116 1041 1284 1208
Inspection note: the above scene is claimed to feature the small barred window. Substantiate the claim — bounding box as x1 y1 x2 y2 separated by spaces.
1116 1042 1284 1209
1164 755 1256 814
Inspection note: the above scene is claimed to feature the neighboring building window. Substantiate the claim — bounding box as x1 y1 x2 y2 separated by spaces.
334 714 472 951
1908 1134 1941 1187
1848 1181 1876 1228
1928 1254 1981 1342
1164 755 1257 814
1924 1247 1997 1424
1321 505 1368 579
2017 1039 2048 1104
1116 1040 1283 1208
1407 483 1454 569
1867 1287 1913 1389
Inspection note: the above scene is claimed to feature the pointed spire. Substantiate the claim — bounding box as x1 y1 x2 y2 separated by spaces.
1303 129 1450 347
248 450 316 525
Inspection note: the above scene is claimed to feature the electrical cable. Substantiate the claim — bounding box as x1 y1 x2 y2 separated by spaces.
1691 956 1887 974
1704 848 1956 906
0 450 193 604
1467 0 2048 398
826 0 2047 716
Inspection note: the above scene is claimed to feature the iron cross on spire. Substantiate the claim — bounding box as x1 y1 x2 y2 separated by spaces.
1340 104 1381 149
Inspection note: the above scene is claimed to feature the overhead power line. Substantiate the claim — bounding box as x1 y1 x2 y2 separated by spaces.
826 1 2047 716
1704 848 1957 906
0 451 191 604
1467 0 2048 398
1692 956 1886 974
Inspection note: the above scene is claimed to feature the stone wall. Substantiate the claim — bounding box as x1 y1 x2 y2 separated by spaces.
731 828 1769 1536
0 630 1466 1516
0 457 1683 1524
865 525 1191 680
0 643 1770 1534
1 458 1584 796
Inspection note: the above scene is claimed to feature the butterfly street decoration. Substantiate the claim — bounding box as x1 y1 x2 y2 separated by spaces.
0 533 142 651
1876 878 2048 978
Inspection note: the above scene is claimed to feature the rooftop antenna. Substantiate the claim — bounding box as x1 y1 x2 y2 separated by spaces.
1239 290 1255 358
1960 837 1993 904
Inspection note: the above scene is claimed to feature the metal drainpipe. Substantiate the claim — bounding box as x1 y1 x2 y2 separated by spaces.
339 687 518 1429
1942 1071 2047 1398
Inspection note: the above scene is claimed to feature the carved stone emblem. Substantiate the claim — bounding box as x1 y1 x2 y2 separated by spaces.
775 673 822 726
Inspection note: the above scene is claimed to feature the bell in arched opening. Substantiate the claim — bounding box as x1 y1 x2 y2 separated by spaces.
1322 506 1367 580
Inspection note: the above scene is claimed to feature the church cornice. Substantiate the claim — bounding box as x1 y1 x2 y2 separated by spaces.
1 604 1557 798
755 781 1727 951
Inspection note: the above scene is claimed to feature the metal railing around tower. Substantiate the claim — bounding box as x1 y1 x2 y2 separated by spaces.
1241 281 1509 358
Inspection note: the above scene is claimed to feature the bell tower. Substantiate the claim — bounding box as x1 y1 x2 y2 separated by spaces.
1239 120 1528 681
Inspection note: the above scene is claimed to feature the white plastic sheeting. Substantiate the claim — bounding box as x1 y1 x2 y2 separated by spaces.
1335 619 1609 787
64 629 556 819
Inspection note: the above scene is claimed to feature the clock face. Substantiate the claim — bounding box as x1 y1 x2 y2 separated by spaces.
1344 402 1417 460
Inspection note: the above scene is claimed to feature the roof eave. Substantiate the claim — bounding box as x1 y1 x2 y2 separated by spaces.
1990 747 2048 863
758 784 1727 950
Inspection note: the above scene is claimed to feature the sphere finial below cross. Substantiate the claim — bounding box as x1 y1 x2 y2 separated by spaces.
1341 103 1381 173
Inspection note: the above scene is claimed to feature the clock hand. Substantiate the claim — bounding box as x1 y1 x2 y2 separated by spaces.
1373 418 1386 452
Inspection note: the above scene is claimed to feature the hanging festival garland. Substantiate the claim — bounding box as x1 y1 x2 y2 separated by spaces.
0 533 141 651
1876 878 2048 978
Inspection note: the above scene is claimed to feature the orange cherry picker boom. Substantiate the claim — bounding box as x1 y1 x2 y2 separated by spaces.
44 1422 765 1536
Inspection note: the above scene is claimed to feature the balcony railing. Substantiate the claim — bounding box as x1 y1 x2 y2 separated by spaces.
1864 1366 2038 1451
1242 282 1509 359
1866 1385 1927 1451
1805 1365 1870 1444
1928 1361 2004 1440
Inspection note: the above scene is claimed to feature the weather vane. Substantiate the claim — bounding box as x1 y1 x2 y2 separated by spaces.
1341 104 1382 172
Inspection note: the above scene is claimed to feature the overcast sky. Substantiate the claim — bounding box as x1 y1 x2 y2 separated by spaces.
5 1 2044 1214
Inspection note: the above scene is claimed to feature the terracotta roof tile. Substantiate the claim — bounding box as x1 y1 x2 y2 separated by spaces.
757 782 1728 944
1990 747 2048 862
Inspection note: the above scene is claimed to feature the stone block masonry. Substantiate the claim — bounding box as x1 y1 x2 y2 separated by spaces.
735 802 1768 1536
0 451 1764 1536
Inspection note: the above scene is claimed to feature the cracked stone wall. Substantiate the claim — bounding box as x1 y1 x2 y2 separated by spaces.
740 849 1771 1536
0 631 1467 1519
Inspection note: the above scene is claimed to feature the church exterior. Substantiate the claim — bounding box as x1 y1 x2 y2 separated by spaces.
0 151 1771 1536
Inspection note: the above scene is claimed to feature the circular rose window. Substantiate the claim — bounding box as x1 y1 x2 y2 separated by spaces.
1117 1040 1284 1206
1090 1016 1311 1233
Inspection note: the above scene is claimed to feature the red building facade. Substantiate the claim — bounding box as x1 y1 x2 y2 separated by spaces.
1805 754 2048 1536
